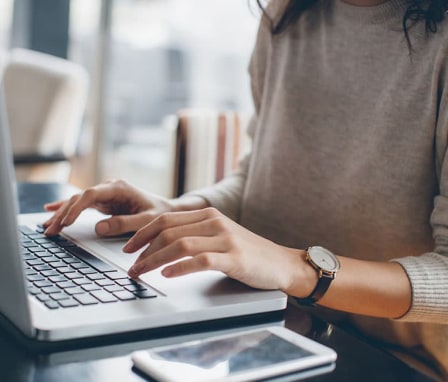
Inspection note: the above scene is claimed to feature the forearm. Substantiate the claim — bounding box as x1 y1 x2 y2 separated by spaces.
171 195 210 212
287 251 412 319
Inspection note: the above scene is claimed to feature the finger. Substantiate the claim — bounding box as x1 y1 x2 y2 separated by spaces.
133 219 219 259
42 206 65 228
124 207 219 253
60 184 118 227
95 212 155 236
43 197 79 236
44 200 66 211
128 236 225 277
161 252 228 278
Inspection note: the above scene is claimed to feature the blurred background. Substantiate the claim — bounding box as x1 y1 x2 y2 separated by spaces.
1 0 259 197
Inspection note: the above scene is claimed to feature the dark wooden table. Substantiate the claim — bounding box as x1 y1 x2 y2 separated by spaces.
0 182 436 382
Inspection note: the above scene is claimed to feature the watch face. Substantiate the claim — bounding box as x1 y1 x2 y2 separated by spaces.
308 246 340 273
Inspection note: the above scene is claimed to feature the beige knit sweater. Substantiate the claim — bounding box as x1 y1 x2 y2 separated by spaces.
191 0 448 378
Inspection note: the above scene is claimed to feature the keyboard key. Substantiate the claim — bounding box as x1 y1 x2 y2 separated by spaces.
116 278 135 286
34 238 55 245
54 252 72 259
44 300 60 309
86 273 106 281
42 286 62 294
58 299 80 308
105 271 129 280
124 283 147 292
65 272 84 280
49 261 68 268
104 285 125 293
66 246 116 272
27 233 46 240
74 294 99 305
42 256 62 264
26 246 42 253
25 268 38 276
26 259 45 266
19 225 35 235
133 290 157 299
91 291 118 303
70 262 90 269
34 280 53 288
34 251 52 258
27 274 45 282
73 278 92 285
21 241 36 247
57 281 76 289
27 286 41 295
57 266 75 274
41 270 61 277
34 264 52 272
36 294 51 302
49 275 68 283
82 284 101 292
23 254 36 262
49 292 70 301
95 279 115 287
79 268 97 275
113 291 137 301
64 287 85 295
41 243 59 249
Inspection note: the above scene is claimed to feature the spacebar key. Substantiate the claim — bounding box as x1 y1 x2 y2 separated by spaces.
66 246 116 272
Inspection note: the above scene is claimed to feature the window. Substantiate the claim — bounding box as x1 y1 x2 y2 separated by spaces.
0 0 13 50
69 0 259 196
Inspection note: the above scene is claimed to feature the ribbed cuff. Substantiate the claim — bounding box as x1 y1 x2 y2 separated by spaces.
392 253 448 323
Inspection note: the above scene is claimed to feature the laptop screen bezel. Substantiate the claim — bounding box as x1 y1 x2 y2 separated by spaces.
0 78 34 337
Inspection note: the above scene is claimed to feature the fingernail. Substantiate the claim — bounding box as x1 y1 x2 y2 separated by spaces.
162 267 172 277
44 228 54 237
128 265 139 277
123 240 133 252
96 221 110 235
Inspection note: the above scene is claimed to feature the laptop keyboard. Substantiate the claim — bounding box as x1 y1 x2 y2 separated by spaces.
19 225 157 310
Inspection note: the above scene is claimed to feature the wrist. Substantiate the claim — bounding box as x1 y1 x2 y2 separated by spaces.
284 249 319 298
295 246 341 305
170 195 209 212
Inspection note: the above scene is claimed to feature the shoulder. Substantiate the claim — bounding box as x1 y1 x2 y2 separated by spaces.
416 19 448 81
265 0 289 20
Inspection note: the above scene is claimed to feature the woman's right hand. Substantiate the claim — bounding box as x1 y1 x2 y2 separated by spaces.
42 179 207 237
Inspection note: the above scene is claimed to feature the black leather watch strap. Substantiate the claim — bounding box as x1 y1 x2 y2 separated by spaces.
295 273 333 306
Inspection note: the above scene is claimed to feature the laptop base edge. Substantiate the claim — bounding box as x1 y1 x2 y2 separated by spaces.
0 309 285 354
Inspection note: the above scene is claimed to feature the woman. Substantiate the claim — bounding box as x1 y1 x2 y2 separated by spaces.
44 0 448 379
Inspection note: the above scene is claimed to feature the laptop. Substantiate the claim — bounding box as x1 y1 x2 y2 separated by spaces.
0 81 287 344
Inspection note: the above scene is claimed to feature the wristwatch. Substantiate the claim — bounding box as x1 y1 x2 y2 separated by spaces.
296 246 340 305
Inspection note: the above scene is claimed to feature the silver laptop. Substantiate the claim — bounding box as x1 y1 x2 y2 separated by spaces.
0 81 287 343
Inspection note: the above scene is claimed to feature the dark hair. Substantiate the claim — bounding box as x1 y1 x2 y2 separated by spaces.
257 0 448 49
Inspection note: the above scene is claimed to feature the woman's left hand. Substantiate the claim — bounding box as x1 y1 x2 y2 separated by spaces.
124 207 311 293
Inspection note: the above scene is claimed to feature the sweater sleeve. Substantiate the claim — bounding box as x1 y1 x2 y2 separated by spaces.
392 50 448 323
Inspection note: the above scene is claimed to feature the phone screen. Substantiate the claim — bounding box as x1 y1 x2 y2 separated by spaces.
151 329 313 377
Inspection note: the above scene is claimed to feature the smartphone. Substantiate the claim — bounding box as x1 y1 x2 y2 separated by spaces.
131 326 337 382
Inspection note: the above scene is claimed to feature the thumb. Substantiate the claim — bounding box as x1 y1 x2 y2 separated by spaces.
95 212 154 236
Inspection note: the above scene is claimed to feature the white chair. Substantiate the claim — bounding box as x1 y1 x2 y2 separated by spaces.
2 48 89 182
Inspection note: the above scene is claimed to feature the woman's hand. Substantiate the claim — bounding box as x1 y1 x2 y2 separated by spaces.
43 179 207 237
124 207 315 294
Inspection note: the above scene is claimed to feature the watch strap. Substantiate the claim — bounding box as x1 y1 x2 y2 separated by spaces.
295 272 333 306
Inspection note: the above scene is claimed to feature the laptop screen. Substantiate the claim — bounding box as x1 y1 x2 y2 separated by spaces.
0 79 34 337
